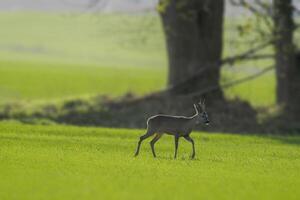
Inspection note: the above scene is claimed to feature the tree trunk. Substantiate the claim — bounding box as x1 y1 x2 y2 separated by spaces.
273 0 300 116
159 0 224 99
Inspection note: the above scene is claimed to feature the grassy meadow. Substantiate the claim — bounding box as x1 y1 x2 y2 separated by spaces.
1 12 298 200
0 121 300 200
0 60 165 102
0 12 275 106
0 12 167 103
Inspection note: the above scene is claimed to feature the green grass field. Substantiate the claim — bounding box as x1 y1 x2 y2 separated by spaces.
1 11 299 200
0 12 167 103
0 121 299 200
0 60 165 102
0 12 275 107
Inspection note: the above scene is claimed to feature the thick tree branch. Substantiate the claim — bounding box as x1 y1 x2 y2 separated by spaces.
134 65 275 104
187 65 275 99
164 39 273 94
221 40 274 65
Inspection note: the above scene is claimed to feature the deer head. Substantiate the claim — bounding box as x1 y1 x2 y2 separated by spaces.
197 100 209 125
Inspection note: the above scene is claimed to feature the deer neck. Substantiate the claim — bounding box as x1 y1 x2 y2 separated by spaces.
187 114 198 128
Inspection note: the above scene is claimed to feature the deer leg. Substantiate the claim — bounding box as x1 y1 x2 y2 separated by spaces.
174 135 179 159
134 130 154 156
184 135 195 159
150 134 163 158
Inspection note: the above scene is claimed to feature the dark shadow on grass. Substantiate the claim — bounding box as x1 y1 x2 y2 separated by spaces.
148 155 201 161
0 95 260 134
1 94 300 148
259 134 300 146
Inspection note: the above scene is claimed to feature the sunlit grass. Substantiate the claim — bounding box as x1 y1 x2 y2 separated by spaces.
0 60 166 102
223 69 275 107
0 121 299 200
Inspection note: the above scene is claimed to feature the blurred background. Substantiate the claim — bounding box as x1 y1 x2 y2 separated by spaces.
1 2 300 200
0 0 299 133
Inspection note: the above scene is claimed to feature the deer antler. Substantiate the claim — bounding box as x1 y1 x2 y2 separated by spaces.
193 104 199 115
198 99 205 110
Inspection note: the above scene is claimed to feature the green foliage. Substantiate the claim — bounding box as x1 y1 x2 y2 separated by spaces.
237 19 253 37
0 121 300 200
157 0 170 13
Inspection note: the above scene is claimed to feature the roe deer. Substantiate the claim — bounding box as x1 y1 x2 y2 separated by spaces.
134 101 209 159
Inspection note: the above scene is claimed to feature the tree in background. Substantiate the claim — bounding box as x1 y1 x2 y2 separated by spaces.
273 0 300 118
230 0 300 121
158 0 225 99
56 0 299 131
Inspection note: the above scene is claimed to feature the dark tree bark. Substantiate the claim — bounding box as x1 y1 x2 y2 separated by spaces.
273 0 300 116
159 0 224 98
